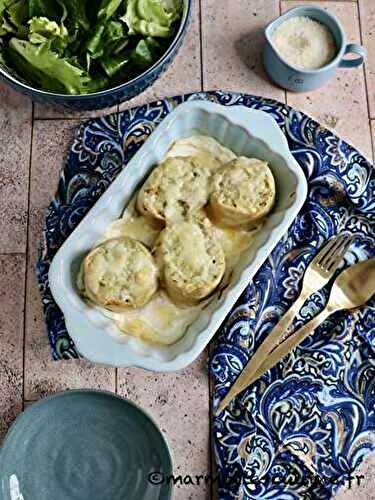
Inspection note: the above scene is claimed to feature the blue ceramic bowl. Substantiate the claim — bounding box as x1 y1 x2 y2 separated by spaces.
0 1 192 110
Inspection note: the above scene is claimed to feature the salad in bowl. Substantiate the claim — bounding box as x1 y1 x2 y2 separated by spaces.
0 0 188 106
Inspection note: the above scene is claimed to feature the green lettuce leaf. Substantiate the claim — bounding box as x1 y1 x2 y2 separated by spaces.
85 50 90 71
131 38 152 66
8 0 28 27
85 23 105 56
122 0 182 38
100 52 129 77
0 17 12 36
104 20 128 52
28 16 67 40
0 3 12 35
131 36 162 68
82 74 109 93
105 19 126 41
0 0 28 35
59 0 89 30
6 42 66 91
28 16 68 53
86 19 127 59
9 37 91 93
97 0 122 21
28 0 60 19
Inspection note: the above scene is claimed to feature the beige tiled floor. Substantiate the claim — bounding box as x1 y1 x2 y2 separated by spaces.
118 355 211 499
0 2 374 499
0 255 25 440
30 120 82 208
0 86 32 253
202 0 285 101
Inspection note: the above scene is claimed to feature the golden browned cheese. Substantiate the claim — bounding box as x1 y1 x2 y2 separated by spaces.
136 156 212 222
154 220 226 305
209 157 276 227
83 237 159 311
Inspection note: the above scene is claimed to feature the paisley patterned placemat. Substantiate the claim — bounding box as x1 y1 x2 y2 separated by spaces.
36 91 375 499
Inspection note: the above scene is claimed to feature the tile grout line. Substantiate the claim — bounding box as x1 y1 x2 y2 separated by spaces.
199 0 204 92
34 115 105 121
0 252 27 257
33 116 86 121
279 0 288 106
356 0 375 161
22 101 35 410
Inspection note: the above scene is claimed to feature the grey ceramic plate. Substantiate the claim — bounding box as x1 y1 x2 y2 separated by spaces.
0 390 173 500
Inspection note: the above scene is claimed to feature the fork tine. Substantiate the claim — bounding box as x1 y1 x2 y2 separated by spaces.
315 234 346 267
322 235 353 272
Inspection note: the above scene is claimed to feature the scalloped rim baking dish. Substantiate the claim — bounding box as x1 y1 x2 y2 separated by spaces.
49 101 308 371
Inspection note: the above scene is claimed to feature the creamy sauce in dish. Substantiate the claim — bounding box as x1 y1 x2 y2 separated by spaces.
78 136 264 345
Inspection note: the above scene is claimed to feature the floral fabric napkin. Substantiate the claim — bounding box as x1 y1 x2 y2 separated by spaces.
209 94 374 499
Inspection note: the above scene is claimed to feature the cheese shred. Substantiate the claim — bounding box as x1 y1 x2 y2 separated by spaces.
271 16 337 70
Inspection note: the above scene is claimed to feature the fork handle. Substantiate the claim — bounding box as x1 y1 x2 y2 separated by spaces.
245 308 332 386
217 294 307 414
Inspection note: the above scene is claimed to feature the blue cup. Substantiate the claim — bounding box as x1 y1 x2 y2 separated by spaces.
263 5 367 92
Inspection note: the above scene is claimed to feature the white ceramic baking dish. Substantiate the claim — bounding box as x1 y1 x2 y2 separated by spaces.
49 100 308 371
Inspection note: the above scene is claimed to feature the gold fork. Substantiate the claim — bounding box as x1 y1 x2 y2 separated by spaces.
217 233 353 414
238 257 375 388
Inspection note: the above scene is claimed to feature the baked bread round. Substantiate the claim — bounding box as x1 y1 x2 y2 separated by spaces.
154 220 226 305
136 156 210 222
83 237 158 311
208 157 275 227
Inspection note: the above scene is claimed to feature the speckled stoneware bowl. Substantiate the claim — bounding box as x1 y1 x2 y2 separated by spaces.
0 1 192 110
0 390 173 500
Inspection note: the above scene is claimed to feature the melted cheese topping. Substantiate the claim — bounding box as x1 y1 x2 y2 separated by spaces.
212 224 261 268
166 135 236 164
79 136 261 345
170 222 208 270
102 196 162 248
102 291 201 345
156 221 226 304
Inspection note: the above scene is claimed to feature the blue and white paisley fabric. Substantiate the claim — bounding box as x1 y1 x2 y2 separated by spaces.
37 91 374 498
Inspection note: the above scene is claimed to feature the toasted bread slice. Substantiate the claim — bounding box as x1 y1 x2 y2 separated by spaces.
83 237 158 311
137 156 211 222
209 157 275 227
154 220 226 305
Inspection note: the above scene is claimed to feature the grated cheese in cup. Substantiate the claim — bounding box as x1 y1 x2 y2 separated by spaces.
271 16 337 70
